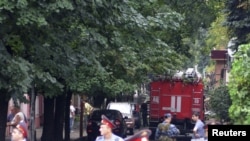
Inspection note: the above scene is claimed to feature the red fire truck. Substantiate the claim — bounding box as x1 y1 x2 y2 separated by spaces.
148 68 205 140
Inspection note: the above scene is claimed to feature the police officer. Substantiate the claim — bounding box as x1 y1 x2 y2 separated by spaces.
95 115 124 141
155 113 180 141
124 129 151 141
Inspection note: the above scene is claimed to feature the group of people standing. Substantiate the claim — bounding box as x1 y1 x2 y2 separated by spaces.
6 100 212 141
95 111 207 141
90 101 210 141
5 99 93 141
154 111 217 141
69 99 152 141
69 99 94 132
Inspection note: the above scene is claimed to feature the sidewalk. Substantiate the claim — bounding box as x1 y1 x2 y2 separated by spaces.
5 126 87 141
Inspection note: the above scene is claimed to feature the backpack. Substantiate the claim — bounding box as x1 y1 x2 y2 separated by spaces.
158 123 170 132
158 135 173 141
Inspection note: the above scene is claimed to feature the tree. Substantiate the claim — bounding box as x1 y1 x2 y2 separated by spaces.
228 43 250 124
0 52 34 141
0 0 223 140
224 0 250 50
0 0 184 140
209 85 231 122
0 1 76 140
164 0 219 66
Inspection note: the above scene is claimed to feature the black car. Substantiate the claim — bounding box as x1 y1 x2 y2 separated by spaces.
86 109 127 141
106 102 136 135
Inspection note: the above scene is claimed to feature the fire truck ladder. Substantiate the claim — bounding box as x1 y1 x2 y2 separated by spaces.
150 88 161 122
149 88 162 140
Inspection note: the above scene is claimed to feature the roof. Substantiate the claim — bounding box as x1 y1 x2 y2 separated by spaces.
211 50 227 60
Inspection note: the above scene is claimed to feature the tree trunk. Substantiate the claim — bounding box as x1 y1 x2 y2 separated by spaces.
0 90 9 141
29 83 36 141
41 97 55 141
93 91 106 108
64 90 72 141
54 94 66 141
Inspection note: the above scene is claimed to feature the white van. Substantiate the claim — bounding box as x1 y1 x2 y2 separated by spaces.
106 102 135 134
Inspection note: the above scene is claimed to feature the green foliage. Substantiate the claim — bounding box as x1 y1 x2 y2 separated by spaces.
0 0 224 102
0 0 226 140
228 43 250 124
206 13 229 50
4 35 25 55
164 0 220 69
0 53 33 102
0 0 77 102
224 0 250 49
209 85 231 122
68 0 187 95
0 0 223 100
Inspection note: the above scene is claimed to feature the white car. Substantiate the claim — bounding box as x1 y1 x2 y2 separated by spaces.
106 102 135 135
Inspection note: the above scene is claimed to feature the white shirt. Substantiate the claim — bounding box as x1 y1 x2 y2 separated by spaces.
11 112 25 125
70 105 76 118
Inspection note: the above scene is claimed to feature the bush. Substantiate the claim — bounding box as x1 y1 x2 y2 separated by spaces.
209 85 232 122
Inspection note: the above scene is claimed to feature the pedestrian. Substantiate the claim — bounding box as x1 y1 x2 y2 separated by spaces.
83 99 94 130
70 100 76 132
140 102 148 127
7 106 15 122
95 115 124 141
124 129 151 141
191 112 205 141
7 105 27 127
155 113 180 141
6 106 16 135
11 123 28 141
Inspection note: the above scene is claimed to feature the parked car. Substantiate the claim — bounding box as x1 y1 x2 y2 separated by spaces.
106 102 135 135
86 109 127 141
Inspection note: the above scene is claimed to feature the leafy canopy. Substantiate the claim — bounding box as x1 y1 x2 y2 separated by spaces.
209 85 231 122
228 43 250 124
